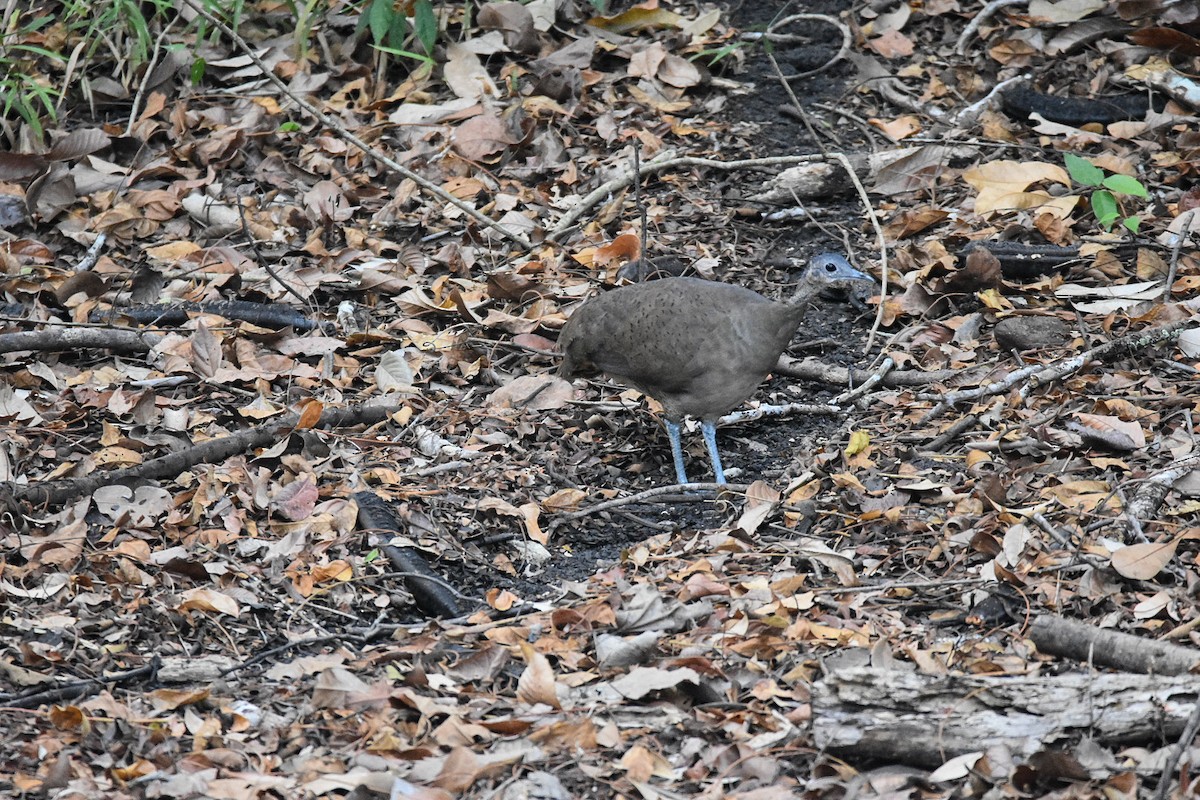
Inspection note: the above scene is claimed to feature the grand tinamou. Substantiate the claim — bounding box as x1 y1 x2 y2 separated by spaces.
558 253 871 485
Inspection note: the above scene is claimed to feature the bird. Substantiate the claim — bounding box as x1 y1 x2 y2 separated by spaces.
558 253 871 485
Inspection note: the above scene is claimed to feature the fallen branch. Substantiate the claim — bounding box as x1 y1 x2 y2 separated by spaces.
548 482 748 530
776 355 958 388
0 326 163 356
719 403 841 427
1029 615 1200 675
920 319 1195 419
547 153 826 241
954 0 1026 56
3 404 402 509
813 665 1199 768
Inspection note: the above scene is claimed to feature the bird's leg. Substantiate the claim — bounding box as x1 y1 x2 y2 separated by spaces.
700 420 727 485
665 420 690 485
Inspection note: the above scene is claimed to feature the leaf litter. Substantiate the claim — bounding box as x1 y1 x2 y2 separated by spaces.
1 0 1200 797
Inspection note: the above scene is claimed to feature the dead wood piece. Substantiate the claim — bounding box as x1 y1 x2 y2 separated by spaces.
354 491 463 619
1001 86 1158 126
961 240 1082 280
812 666 1199 768
923 319 1194 415
776 355 960 388
0 659 160 710
3 404 400 510
994 316 1071 351
0 327 162 356
105 300 318 330
1029 615 1200 675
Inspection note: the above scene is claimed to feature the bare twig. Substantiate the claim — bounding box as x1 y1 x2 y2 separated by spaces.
955 0 1027 56
719 403 842 427
1163 210 1195 303
834 356 894 404
547 152 827 241
1154 699 1200 800
921 319 1195 417
742 14 851 80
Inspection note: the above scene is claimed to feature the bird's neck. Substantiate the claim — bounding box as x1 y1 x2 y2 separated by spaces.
786 282 822 313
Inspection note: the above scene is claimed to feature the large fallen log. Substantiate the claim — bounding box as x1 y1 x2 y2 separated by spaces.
812 667 1197 768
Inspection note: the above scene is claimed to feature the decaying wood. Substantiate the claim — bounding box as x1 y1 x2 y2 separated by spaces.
1030 616 1200 676
0 326 163 356
2 404 401 509
812 666 1198 768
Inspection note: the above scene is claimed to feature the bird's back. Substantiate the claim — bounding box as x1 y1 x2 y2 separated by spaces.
558 277 803 420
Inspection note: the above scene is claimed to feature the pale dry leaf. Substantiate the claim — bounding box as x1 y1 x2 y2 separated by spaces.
1178 327 1200 357
452 113 520 161
0 385 43 424
1029 0 1106 23
311 666 372 709
177 587 240 618
929 752 984 782
736 480 781 535
189 320 221 379
1132 589 1171 618
488 374 573 410
93 485 172 528
619 744 674 781
1111 541 1176 580
376 349 417 392
444 42 498 99
610 666 700 700
657 53 701 88
516 642 561 708
595 632 659 670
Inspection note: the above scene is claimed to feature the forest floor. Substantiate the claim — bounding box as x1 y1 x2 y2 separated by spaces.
1 0 1199 797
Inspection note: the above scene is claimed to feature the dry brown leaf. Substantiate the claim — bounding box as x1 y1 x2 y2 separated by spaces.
1111 541 1177 579
516 641 561 708
177 587 241 618
736 480 780 535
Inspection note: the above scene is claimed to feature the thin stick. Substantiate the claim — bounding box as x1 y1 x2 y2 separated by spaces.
954 0 1026 56
1163 210 1195 303
547 152 828 241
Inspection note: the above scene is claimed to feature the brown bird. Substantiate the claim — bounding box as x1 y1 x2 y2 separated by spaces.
558 253 871 484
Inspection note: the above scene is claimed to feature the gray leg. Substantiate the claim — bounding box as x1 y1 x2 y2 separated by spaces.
665 420 689 485
700 420 727 485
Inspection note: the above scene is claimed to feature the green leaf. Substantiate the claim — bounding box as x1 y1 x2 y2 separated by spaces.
1103 173 1148 198
413 0 437 56
1091 190 1119 230
278 121 301 132
372 44 434 66
367 0 393 46
1065 153 1105 187
1122 216 1142 234
190 57 207 85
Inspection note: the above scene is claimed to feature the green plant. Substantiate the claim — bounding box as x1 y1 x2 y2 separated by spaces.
0 10 63 143
691 41 744 68
363 0 438 67
1064 153 1148 234
62 0 174 75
